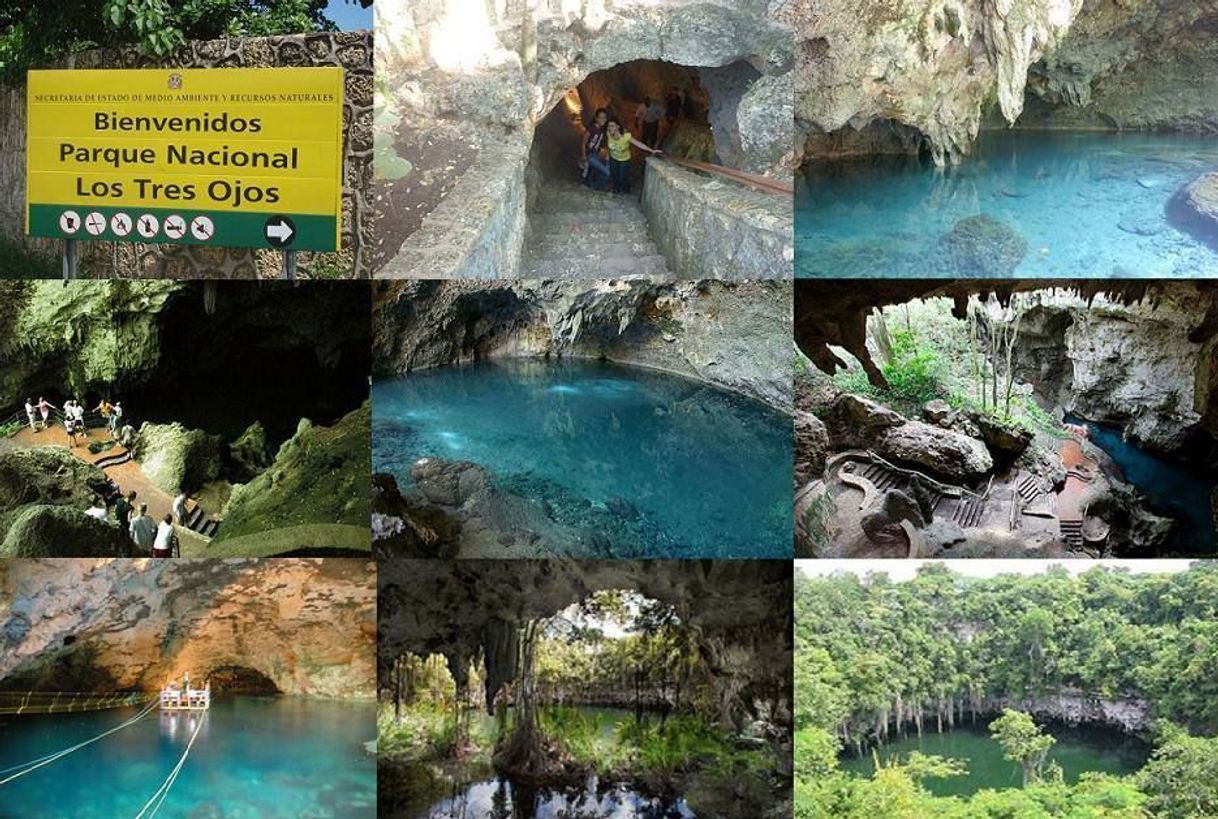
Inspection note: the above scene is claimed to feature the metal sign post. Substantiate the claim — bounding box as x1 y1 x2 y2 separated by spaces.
61 239 77 279
281 249 297 280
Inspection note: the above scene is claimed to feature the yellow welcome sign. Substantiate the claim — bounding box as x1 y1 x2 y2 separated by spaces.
26 67 344 251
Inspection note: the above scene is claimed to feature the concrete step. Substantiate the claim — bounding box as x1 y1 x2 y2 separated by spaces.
530 210 650 230
523 253 671 277
530 237 662 260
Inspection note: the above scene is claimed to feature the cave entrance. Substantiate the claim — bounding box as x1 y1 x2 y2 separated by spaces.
521 58 757 277
205 665 281 695
118 283 370 448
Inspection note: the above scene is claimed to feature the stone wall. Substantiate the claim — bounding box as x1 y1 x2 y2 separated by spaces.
374 136 530 279
642 159 793 279
0 31 373 279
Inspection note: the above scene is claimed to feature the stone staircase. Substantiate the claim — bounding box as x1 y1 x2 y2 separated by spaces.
183 501 220 540
522 180 671 277
1060 519 1084 549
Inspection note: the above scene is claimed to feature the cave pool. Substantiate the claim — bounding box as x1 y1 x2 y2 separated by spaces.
0 697 376 818
839 722 1150 798
392 706 697 819
1066 415 1218 554
797 130 1218 278
372 359 793 558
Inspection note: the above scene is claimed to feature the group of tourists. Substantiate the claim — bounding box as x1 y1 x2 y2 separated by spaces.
84 485 184 558
24 396 123 446
577 86 695 192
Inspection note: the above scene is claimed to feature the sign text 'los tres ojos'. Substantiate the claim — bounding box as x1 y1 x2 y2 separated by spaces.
26 67 344 251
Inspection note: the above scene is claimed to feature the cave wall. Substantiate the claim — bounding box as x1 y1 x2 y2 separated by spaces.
377 0 794 275
0 559 376 698
796 0 1218 165
377 560 792 730
372 279 793 410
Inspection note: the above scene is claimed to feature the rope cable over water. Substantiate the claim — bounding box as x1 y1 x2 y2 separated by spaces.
133 709 207 819
0 699 159 786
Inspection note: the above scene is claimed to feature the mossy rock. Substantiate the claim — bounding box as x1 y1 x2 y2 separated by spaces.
0 448 112 541
196 523 370 557
0 504 139 557
938 214 1027 277
229 420 273 481
214 402 371 545
133 421 224 494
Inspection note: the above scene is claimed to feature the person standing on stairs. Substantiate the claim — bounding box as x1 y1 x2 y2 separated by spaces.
172 491 188 527
580 107 610 191
129 502 156 553
605 118 661 194
635 97 663 149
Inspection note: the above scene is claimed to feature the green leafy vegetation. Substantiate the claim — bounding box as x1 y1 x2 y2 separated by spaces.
795 563 1218 816
0 237 55 278
0 0 372 78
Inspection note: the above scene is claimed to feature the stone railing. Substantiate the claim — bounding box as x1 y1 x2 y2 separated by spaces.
641 158 793 279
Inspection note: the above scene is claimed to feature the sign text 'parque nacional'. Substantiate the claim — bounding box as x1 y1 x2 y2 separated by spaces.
26 67 344 251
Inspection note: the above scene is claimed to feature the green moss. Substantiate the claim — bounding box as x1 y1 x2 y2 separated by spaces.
194 522 369 557
214 401 371 542
0 504 138 557
0 236 56 278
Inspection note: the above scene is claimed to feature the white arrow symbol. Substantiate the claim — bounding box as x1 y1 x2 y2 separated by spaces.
267 222 294 242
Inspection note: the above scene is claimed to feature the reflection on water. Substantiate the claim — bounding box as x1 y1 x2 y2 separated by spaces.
840 722 1150 798
797 131 1218 278
418 774 696 819
1067 414 1218 554
0 696 376 818
372 359 793 558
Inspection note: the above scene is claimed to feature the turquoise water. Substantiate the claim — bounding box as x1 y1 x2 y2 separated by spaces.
0 697 376 818
840 723 1149 798
797 131 1218 278
372 359 792 558
1066 415 1218 554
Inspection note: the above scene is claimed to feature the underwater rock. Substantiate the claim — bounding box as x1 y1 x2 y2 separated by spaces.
875 421 994 483
0 504 138 557
1116 210 1164 237
1167 172 1218 251
939 214 1028 277
133 422 224 495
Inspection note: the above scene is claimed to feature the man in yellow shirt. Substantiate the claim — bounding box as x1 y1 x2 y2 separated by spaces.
605 117 662 194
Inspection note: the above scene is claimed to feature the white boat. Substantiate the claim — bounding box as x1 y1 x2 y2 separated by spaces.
159 674 210 711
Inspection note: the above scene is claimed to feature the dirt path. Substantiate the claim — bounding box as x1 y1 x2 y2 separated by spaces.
11 424 206 551
1057 438 1097 524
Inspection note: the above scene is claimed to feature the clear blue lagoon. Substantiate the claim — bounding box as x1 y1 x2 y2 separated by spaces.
797 131 1218 278
0 697 376 818
372 359 793 558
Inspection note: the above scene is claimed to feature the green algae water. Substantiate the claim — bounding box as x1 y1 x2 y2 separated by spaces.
797 130 1218 278
386 706 697 819
839 723 1149 798
372 359 793 558
0 697 375 818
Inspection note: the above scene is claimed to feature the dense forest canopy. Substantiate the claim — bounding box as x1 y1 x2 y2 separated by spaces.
794 563 1218 817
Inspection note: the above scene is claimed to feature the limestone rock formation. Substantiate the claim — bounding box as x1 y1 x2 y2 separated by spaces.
133 422 224 495
0 559 376 698
378 560 791 733
214 403 372 554
228 421 273 481
1 505 138 558
794 411 829 486
797 1 1218 163
797 0 1084 163
1167 173 1218 252
0 448 114 547
875 420 994 482
373 279 793 410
